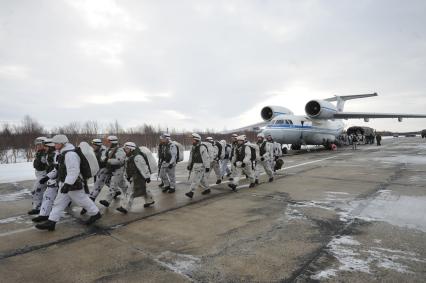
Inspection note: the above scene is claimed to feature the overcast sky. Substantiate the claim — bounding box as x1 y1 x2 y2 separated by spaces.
1 0 425 132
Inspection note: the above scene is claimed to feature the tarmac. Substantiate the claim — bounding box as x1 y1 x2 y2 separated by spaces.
0 137 425 282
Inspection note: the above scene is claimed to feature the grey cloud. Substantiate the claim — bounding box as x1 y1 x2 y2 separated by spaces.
0 0 425 132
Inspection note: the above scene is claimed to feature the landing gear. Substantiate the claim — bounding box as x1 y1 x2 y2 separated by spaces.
291 144 301 150
324 140 337 150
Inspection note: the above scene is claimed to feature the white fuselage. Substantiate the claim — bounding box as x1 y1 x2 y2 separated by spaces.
261 114 345 145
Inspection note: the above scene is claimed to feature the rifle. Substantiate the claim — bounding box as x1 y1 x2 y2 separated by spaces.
187 162 193 181
157 158 162 181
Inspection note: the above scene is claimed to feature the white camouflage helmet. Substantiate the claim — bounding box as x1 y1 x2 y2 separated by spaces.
220 139 226 144
34 136 47 145
162 133 171 139
236 135 245 141
43 138 55 147
206 137 213 142
91 138 102 146
107 135 118 144
257 133 265 139
123 142 137 150
191 133 201 141
51 134 69 144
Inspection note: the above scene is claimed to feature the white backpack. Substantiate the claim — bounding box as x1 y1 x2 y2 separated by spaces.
79 141 100 178
201 141 214 162
139 146 158 175
172 141 185 163
245 142 260 162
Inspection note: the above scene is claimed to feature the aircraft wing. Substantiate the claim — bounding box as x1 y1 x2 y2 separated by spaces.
221 121 268 134
334 112 426 119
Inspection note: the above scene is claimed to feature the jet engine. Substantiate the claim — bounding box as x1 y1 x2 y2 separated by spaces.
261 106 294 122
305 100 338 119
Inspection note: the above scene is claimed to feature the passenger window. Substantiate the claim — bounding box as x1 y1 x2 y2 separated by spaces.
288 120 293 125
275 120 284 124
285 120 290 125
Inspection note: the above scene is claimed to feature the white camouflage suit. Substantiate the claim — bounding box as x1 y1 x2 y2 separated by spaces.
89 145 108 200
121 152 153 210
272 141 283 170
48 143 99 222
103 146 127 203
255 140 274 179
159 141 177 189
231 143 255 186
220 143 232 177
206 141 222 182
188 143 211 192
32 151 48 211
229 141 238 178
39 150 59 217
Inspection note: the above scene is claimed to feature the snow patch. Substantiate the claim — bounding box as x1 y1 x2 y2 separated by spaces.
312 236 424 280
0 162 35 183
0 188 31 202
373 155 426 165
285 208 307 221
0 215 27 224
155 251 200 279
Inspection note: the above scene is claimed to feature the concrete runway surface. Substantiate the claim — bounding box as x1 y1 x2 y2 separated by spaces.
0 137 425 282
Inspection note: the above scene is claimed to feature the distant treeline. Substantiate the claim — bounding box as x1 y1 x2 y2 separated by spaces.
0 115 256 163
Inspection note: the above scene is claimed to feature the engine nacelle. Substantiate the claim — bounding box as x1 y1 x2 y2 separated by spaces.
261 106 294 122
305 100 338 119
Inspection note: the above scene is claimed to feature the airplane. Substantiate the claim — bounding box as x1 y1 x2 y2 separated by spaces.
260 93 426 150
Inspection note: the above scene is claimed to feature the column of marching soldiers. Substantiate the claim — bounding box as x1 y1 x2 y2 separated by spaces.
29 132 284 231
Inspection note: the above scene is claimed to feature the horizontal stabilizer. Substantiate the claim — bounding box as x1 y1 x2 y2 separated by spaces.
334 112 426 119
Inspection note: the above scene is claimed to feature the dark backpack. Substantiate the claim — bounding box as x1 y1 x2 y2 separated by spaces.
274 159 284 171
241 144 256 162
224 144 231 159
215 141 223 159
247 145 256 162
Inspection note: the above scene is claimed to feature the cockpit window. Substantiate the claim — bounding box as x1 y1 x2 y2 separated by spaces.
275 120 285 124
288 120 293 125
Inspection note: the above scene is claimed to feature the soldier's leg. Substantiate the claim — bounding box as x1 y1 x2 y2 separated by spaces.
224 160 231 176
231 166 243 186
200 170 209 190
48 191 72 222
32 181 46 210
160 165 170 187
213 161 221 181
121 184 134 211
262 160 274 178
244 165 256 184
90 169 109 199
68 190 99 217
167 166 176 189
103 174 122 203
255 162 262 179
39 183 58 217
190 166 204 192
145 188 154 203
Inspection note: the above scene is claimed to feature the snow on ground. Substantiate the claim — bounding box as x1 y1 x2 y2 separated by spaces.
0 150 191 184
0 162 35 183
311 235 425 280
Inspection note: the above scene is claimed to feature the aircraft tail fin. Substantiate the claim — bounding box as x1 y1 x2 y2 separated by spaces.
325 93 377 112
